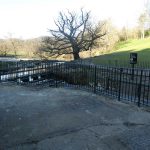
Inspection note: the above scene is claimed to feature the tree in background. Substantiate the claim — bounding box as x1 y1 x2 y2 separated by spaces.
0 38 42 58
0 40 9 56
138 13 148 39
96 19 119 51
118 27 139 41
9 38 21 56
145 0 150 22
138 0 150 39
42 9 106 60
24 39 41 58
144 0 150 37
119 27 129 41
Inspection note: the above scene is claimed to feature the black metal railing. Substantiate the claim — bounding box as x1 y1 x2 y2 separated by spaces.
0 60 150 107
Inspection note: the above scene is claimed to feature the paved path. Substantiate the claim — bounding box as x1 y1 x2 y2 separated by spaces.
0 84 150 150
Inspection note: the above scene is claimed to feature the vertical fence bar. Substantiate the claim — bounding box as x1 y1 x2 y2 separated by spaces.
55 63 58 88
137 70 143 107
16 61 19 84
94 65 97 93
146 71 150 105
106 68 109 93
0 62 1 82
130 68 134 102
118 68 123 101
142 70 146 104
131 64 134 80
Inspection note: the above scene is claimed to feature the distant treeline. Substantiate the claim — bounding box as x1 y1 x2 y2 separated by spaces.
0 21 150 60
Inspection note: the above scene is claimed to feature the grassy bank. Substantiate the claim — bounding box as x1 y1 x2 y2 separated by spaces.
92 38 150 67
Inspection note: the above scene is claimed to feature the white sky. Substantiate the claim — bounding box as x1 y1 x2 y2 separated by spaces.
0 0 146 39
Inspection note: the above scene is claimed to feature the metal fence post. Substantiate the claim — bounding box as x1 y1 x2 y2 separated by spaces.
0 67 1 83
55 64 57 88
0 61 2 82
131 64 135 80
118 68 123 101
137 70 143 107
94 66 97 93
16 62 19 84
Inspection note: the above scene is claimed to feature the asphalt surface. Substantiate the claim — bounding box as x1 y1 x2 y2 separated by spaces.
0 84 150 150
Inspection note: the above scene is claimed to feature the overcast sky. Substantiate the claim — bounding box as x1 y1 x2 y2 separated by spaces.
0 0 146 39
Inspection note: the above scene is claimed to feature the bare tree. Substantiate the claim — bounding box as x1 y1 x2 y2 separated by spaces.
9 38 20 56
138 13 148 38
43 9 106 60
138 0 150 39
97 19 119 50
0 40 9 56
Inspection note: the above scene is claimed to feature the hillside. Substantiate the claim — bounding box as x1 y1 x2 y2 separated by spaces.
91 38 150 66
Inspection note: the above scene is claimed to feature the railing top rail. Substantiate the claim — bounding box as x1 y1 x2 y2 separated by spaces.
0 60 150 71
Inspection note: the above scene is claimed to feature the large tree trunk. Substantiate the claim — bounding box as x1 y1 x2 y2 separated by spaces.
73 46 80 60
73 52 80 60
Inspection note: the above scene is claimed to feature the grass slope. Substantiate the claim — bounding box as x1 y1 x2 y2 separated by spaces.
92 38 150 66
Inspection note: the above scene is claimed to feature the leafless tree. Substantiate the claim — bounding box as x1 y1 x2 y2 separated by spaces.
43 9 106 60
138 13 148 38
0 40 9 56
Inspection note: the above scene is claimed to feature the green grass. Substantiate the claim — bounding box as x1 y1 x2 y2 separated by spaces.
92 38 150 67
